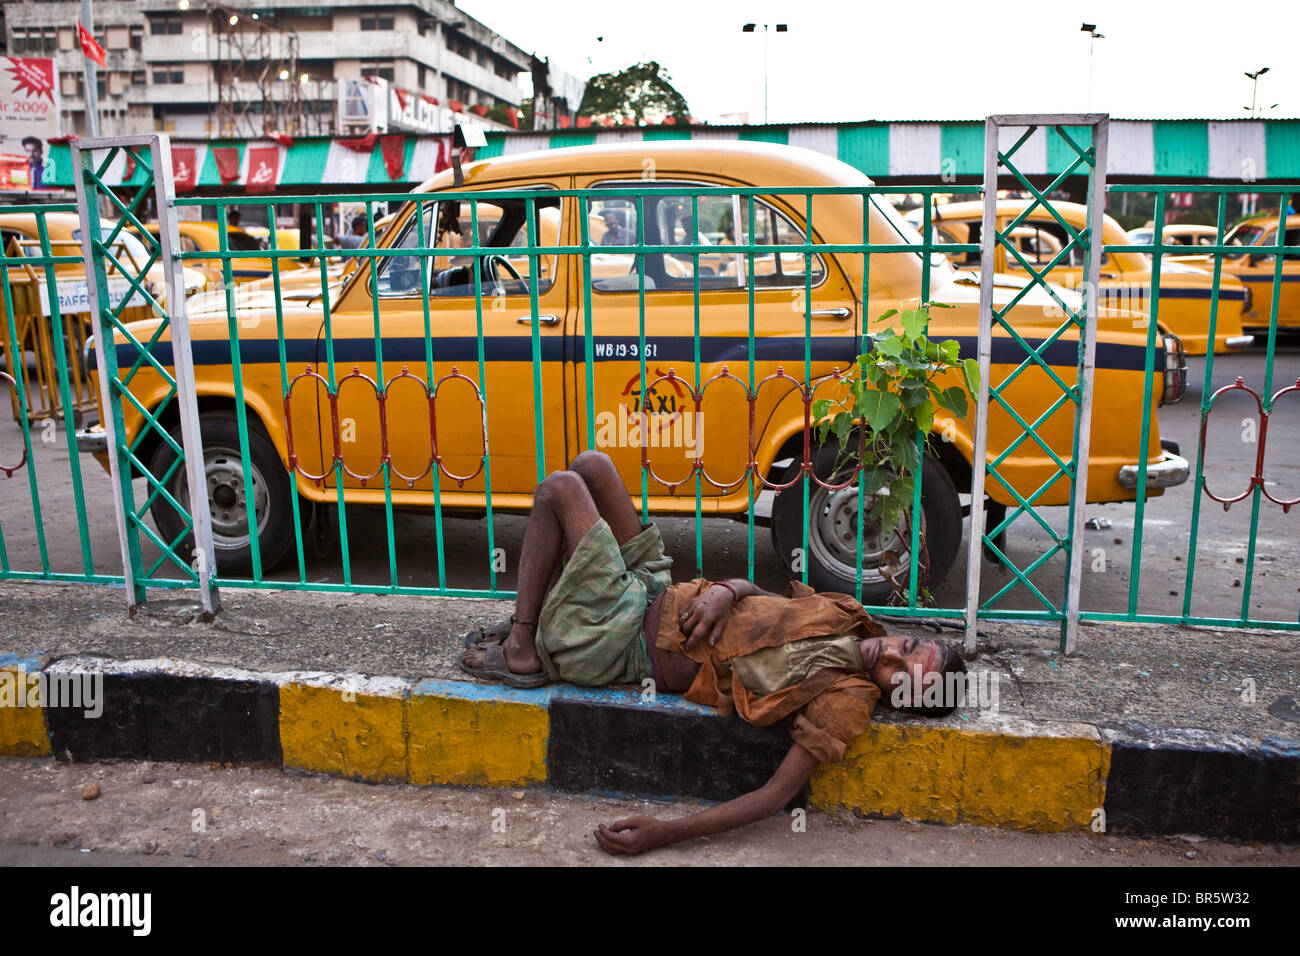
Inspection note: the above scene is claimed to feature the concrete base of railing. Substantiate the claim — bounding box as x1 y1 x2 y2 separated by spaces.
2 652 1297 842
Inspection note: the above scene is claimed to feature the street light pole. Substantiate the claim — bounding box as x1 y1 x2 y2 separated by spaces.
1081 23 1105 113
81 0 100 136
742 22 787 125
1245 67 1270 117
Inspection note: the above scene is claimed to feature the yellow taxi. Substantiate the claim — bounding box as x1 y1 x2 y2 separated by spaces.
910 201 1253 355
1216 213 1300 333
1127 222 1220 248
147 220 310 288
82 142 1187 599
2 211 206 421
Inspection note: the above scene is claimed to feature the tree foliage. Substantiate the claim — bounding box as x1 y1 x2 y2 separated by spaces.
578 61 689 123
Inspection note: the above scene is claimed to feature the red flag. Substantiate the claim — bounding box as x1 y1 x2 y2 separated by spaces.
601 117 616 127
379 134 405 180
338 131 379 152
212 146 240 185
269 132 294 148
558 115 571 129
448 99 465 113
662 116 676 126
246 145 279 193
622 116 634 126
172 146 198 193
421 94 439 106
576 115 592 128
470 103 489 117
394 88 409 111
505 106 519 129
77 22 106 68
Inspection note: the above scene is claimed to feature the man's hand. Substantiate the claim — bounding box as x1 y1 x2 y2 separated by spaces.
594 817 673 856
677 584 736 647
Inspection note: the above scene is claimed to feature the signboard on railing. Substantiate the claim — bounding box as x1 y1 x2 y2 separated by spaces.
0 57 60 189
35 277 145 317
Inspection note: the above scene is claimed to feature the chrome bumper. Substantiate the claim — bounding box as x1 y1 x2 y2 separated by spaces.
75 427 107 454
1224 335 1255 350
1117 452 1190 490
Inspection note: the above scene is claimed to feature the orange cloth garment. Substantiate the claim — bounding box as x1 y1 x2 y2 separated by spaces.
654 579 885 763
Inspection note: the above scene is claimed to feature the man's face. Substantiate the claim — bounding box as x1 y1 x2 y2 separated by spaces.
603 213 618 229
858 636 942 706
24 142 41 161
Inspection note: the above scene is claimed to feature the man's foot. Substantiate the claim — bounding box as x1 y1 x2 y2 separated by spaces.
458 624 549 689
461 618 511 648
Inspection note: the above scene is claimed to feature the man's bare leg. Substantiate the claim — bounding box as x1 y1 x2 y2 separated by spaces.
462 470 601 675
568 450 643 546
470 451 643 646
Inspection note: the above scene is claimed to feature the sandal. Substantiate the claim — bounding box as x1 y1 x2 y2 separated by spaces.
458 641 552 689
460 615 536 648
461 619 511 648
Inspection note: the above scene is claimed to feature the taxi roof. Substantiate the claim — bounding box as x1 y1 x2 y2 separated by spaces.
413 139 875 193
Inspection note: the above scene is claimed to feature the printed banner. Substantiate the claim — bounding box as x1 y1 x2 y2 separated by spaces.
246 145 279 193
0 57 60 190
172 146 198 192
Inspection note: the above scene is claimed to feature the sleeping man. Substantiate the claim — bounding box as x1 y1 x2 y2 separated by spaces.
459 450 966 855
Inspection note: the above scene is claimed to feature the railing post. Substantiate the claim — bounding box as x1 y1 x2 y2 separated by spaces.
70 133 221 618
963 114 1108 655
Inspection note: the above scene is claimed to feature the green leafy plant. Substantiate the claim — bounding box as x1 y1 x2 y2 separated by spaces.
812 303 980 600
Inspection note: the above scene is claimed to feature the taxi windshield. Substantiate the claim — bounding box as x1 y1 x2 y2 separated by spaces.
1223 224 1268 259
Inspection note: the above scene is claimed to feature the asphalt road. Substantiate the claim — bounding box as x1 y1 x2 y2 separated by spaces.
2 343 1297 622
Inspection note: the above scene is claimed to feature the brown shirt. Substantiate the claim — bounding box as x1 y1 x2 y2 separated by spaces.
651 579 885 763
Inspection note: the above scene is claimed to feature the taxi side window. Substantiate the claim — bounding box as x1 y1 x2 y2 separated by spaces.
375 194 562 298
1007 219 1107 269
586 188 824 293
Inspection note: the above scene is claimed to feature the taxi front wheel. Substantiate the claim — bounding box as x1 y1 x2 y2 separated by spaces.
148 411 296 576
770 448 962 604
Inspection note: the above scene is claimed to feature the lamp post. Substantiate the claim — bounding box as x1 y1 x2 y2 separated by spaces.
1081 23 1105 112
1244 67 1270 117
742 22 787 125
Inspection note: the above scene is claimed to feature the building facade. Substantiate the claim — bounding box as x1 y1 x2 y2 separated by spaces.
0 0 532 138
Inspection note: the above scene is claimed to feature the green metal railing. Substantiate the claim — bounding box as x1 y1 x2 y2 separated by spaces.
3 130 1296 644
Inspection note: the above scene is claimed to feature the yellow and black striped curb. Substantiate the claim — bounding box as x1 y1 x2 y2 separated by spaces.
2 652 1296 840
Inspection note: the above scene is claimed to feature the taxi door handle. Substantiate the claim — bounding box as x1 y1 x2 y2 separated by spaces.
516 314 561 326
809 308 852 320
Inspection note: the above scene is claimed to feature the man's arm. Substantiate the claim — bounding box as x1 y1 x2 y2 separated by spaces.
677 578 783 648
593 742 820 855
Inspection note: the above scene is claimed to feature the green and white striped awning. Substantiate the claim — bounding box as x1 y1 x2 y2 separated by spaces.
40 118 1300 189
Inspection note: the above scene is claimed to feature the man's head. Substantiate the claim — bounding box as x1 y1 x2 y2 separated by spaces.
603 211 620 229
227 209 241 226
22 137 42 160
858 636 967 716
350 217 367 235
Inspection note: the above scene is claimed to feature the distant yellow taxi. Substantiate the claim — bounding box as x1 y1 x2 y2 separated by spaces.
1 211 206 420
83 142 1187 598
1127 222 1220 248
1216 213 1300 333
911 201 1253 355
146 220 310 288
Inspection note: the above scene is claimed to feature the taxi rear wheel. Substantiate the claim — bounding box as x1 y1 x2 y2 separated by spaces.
770 447 962 603
148 411 296 575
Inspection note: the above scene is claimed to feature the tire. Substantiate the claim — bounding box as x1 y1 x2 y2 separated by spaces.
770 445 962 602
148 411 296 575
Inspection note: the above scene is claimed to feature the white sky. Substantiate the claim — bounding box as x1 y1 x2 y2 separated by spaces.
456 0 1296 122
